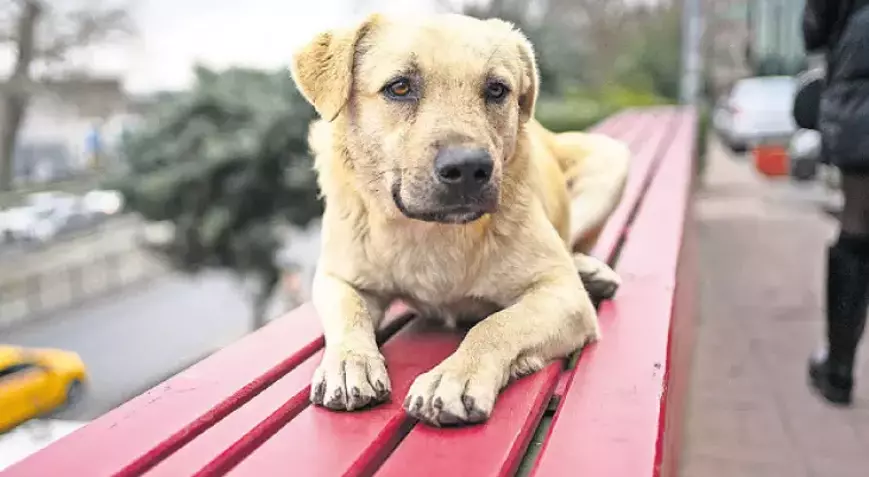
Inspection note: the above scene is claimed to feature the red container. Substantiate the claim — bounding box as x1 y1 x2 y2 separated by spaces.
753 144 789 177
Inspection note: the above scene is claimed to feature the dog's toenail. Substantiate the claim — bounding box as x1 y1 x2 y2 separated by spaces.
313 381 326 402
462 395 475 412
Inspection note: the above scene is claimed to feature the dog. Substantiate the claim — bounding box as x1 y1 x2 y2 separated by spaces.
289 12 631 427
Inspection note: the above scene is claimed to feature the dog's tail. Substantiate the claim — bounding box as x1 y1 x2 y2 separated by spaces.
530 120 631 254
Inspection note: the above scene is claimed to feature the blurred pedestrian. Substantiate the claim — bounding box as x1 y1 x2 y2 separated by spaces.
802 0 869 405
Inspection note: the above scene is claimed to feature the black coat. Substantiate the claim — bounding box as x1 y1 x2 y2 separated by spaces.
803 0 869 171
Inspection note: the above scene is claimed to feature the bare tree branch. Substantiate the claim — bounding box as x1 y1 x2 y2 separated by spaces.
36 2 135 62
0 0 135 191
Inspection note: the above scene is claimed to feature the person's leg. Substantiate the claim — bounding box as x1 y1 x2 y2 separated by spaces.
810 171 869 405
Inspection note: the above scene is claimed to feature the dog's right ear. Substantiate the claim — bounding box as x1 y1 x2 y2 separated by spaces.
290 15 380 121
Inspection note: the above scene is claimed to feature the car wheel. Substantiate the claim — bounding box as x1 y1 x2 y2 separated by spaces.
728 141 748 154
791 157 818 182
64 379 84 408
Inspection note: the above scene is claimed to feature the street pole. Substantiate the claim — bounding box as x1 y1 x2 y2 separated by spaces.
680 0 704 105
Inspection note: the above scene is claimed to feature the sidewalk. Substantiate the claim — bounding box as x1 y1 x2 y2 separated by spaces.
680 140 869 477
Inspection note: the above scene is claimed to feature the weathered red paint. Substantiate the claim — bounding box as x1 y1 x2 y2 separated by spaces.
531 109 696 477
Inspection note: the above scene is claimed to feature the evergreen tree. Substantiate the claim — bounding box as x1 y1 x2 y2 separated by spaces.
112 66 323 328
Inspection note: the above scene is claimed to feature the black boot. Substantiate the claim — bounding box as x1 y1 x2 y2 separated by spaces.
808 235 869 405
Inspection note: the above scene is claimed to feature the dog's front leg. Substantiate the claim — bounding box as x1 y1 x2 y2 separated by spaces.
404 276 599 426
310 271 391 411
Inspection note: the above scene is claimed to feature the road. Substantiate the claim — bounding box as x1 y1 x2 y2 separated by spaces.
2 271 253 420
1 220 323 421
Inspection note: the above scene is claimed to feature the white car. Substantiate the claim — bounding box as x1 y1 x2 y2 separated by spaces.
82 189 124 217
3 206 62 243
3 193 90 243
713 76 798 153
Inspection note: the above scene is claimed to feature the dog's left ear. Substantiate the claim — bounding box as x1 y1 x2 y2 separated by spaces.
513 31 539 123
290 15 381 121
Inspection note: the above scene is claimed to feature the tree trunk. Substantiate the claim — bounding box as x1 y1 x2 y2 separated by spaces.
251 268 280 330
0 1 42 192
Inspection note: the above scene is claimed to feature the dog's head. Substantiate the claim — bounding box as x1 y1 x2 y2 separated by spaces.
291 13 539 224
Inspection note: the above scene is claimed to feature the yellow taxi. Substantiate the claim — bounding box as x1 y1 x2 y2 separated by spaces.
0 345 87 433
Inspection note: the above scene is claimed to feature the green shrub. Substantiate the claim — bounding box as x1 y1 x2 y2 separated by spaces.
535 85 673 133
535 99 611 132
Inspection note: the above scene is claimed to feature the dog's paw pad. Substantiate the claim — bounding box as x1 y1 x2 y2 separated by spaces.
310 349 391 412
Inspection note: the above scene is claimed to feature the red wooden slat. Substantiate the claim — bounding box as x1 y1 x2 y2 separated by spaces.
224 320 463 477
590 107 682 263
589 110 628 135
373 110 670 477
376 364 561 477
5 301 409 477
3 304 327 477
531 108 696 477
144 354 321 477
658 194 698 477
144 308 414 477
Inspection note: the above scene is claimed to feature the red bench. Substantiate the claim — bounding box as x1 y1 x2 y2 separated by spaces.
4 106 697 477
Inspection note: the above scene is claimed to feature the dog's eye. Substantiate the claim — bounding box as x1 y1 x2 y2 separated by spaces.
384 79 412 99
485 82 509 102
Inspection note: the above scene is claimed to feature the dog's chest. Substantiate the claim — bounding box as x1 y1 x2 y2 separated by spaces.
364 225 493 307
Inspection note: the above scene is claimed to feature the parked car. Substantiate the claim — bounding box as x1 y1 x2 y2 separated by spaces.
713 76 798 153
5 192 92 243
81 189 124 217
0 346 88 434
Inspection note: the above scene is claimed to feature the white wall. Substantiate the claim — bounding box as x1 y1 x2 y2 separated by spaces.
17 95 132 175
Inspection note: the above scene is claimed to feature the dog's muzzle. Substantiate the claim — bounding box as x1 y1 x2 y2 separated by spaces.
433 146 493 196
392 146 499 224
431 146 498 218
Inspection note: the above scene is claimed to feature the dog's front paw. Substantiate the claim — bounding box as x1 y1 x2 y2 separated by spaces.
574 254 621 300
403 357 503 427
311 348 391 411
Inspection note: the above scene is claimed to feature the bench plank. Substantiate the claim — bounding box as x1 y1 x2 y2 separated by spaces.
142 306 413 477
375 364 561 477
3 303 327 477
374 109 674 477
225 321 463 477
531 108 696 477
590 107 684 264
144 354 321 477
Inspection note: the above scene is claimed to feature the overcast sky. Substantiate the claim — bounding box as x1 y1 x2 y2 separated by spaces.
46 0 446 94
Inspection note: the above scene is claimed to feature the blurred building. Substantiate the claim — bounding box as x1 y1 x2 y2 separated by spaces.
706 0 752 95
746 0 806 75
706 0 806 96
0 77 134 185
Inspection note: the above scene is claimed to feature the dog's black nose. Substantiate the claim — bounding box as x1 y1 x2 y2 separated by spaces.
433 147 493 192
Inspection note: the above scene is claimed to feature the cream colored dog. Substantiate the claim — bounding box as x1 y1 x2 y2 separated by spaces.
290 13 630 427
